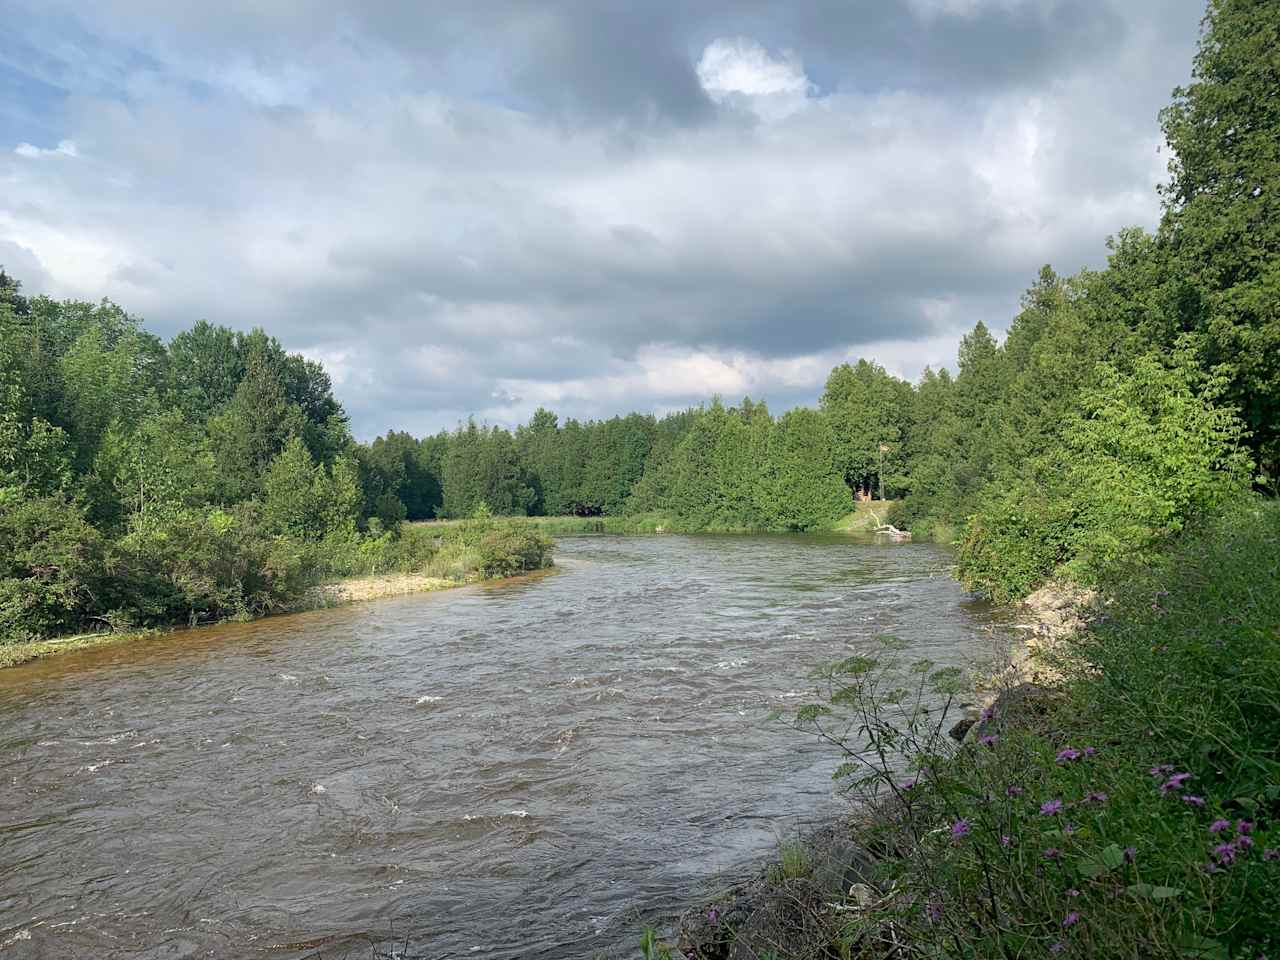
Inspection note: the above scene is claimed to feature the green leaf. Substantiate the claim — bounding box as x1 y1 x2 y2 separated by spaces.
795 704 833 723
1101 843 1125 869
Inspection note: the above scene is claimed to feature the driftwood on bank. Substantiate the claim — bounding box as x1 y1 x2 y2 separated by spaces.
866 510 912 541
873 523 911 540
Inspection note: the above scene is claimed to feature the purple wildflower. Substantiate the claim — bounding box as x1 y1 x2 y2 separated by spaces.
1063 823 1076 836
1066 888 1080 898
1006 785 1024 797
926 902 943 922
1209 819 1231 834
980 705 995 721
1214 843 1237 866
1237 820 1254 835
1160 772 1192 794
1056 748 1082 764
707 908 718 923
898 778 918 791
1264 849 1280 862
1182 795 1206 807
1049 943 1065 955
1084 791 1109 804
1040 799 1063 815
1149 764 1174 777
1083 746 1098 757
951 818 972 837
1062 911 1080 928
1123 846 1137 864
1043 848 1062 860
978 734 998 747
1000 835 1013 847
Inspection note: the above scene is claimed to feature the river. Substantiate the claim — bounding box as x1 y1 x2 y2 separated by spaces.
0 534 1013 959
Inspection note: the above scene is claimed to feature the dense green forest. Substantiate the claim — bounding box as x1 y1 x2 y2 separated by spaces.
2 0 1275 644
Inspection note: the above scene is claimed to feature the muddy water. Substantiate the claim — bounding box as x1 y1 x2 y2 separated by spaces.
0 535 1012 959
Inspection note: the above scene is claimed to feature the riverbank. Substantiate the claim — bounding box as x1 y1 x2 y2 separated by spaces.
0 570 465 670
652 498 1280 959
413 501 908 539
0 523 556 670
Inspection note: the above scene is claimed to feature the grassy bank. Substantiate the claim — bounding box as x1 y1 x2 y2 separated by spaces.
656 497 1280 959
0 519 553 670
832 501 901 534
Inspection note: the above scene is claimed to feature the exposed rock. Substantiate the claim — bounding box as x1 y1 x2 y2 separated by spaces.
1020 581 1096 643
948 717 976 742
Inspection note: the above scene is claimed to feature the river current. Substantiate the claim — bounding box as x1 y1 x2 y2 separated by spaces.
0 534 1013 959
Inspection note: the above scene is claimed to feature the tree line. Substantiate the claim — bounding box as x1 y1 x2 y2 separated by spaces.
1 0 1274 639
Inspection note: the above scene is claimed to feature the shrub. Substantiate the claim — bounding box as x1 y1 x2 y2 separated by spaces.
958 350 1253 600
0 494 107 642
475 525 554 579
105 504 313 627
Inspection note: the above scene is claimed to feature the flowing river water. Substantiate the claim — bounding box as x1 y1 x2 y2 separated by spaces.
0 534 1014 959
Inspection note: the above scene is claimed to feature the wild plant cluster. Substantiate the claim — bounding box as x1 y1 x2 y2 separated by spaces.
788 499 1280 959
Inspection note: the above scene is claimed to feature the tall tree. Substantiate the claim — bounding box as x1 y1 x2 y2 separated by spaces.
820 359 911 500
1157 0 1280 477
762 408 851 531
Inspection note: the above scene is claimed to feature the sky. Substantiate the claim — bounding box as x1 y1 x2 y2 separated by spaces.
1 0 1206 439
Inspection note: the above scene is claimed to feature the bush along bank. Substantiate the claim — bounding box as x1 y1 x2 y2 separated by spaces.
0 510 553 669
645 498 1280 959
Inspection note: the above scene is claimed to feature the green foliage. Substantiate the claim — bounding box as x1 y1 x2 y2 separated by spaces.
1063 349 1253 580
955 477 1076 602
767 840 813 883
958 348 1254 599
262 438 361 542
93 409 217 528
763 407 851 531
1158 0 1280 478
207 348 308 500
475 524 554 579
821 358 912 499
794 500 1280 960
105 505 313 627
0 495 106 641
439 420 535 518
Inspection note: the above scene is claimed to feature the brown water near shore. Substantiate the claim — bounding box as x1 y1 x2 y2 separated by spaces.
0 534 1014 959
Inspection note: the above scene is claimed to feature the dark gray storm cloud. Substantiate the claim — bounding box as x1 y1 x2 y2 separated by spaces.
0 0 1205 437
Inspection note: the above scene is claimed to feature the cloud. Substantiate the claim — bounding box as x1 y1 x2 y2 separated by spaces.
0 0 1206 439
697 38 814 119
14 139 79 158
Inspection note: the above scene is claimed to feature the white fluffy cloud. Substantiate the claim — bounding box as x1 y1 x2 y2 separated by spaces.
696 38 814 119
